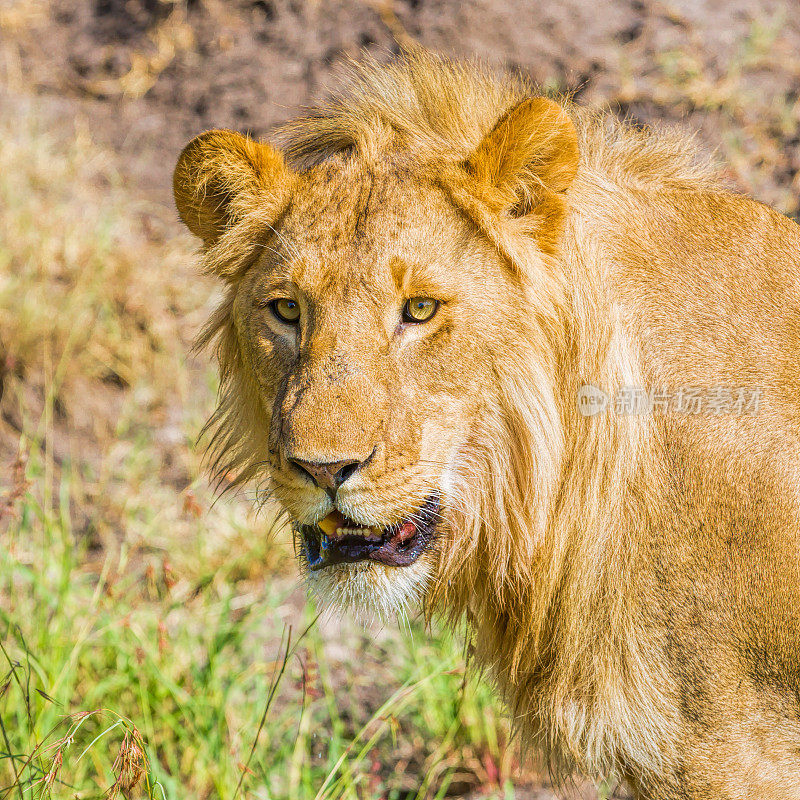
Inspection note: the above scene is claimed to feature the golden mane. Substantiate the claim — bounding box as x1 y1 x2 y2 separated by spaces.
264 52 727 781
276 49 721 194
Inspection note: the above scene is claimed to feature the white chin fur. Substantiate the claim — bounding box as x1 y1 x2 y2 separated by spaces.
303 556 434 623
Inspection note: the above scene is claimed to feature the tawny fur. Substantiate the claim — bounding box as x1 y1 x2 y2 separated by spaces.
174 51 800 799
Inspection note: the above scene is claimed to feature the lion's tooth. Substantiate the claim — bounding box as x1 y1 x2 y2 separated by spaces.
319 517 382 539
335 526 377 536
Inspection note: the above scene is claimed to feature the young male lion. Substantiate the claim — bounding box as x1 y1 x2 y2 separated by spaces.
173 51 800 799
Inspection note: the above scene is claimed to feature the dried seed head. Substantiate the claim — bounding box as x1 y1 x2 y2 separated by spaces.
43 749 63 791
109 728 148 798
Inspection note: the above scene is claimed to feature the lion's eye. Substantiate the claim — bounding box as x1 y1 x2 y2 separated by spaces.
270 298 300 324
402 297 438 324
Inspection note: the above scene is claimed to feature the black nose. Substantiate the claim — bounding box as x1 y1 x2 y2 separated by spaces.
290 457 361 492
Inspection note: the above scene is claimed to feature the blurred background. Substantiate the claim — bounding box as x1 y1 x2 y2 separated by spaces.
0 1 798 798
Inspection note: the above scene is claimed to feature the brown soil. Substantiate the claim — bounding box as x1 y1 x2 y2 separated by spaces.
5 0 800 214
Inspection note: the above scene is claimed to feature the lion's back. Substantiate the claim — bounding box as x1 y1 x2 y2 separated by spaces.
609 188 800 426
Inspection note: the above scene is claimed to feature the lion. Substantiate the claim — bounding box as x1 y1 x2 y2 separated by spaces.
173 51 800 799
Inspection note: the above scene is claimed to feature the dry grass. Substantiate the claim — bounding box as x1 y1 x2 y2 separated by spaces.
0 93 204 422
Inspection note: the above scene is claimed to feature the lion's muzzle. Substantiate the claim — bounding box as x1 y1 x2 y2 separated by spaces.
300 494 440 570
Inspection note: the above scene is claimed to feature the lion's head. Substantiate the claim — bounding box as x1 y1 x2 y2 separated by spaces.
173 53 583 620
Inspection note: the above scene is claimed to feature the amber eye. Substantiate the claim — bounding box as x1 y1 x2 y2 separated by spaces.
402 297 438 324
270 297 300 324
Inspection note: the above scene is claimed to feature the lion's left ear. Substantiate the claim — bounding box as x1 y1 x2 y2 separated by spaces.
445 97 579 256
467 97 579 210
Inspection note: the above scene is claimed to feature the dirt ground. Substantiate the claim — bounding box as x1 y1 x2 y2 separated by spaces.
4 0 800 213
1 1 799 798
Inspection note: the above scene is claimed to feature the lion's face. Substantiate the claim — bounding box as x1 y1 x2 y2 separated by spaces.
233 159 525 614
173 92 578 618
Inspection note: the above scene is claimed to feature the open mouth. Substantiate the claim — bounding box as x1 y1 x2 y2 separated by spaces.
300 494 440 571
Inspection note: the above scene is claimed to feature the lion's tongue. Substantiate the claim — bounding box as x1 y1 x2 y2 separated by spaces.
394 521 417 543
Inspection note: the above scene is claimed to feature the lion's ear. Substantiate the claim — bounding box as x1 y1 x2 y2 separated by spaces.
467 97 579 214
457 97 579 255
173 129 295 248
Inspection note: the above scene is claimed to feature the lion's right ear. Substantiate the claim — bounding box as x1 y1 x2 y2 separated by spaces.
173 130 295 248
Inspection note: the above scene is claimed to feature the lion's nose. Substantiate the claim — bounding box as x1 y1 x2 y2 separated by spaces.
290 457 362 493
